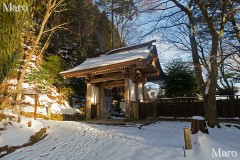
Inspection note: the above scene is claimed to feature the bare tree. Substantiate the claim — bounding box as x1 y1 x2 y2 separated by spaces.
96 0 142 46
133 0 239 127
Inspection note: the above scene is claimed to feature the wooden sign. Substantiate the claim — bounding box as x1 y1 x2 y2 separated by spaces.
184 128 192 150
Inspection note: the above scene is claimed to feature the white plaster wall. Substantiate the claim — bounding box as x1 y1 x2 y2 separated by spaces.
120 102 125 112
138 83 144 100
91 85 99 104
129 79 136 101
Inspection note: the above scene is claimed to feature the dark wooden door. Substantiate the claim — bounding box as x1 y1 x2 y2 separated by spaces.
91 104 97 118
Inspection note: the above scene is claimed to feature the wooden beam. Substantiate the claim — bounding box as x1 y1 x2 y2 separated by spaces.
92 69 125 76
90 74 124 83
135 77 147 84
151 58 157 68
150 57 161 75
137 54 161 77
153 55 162 76
142 72 159 77
136 55 152 69
93 72 124 79
97 81 125 88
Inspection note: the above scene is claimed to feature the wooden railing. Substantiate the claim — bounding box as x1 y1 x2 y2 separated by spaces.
0 89 51 119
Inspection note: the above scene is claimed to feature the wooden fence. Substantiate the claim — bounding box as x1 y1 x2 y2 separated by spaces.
139 97 240 119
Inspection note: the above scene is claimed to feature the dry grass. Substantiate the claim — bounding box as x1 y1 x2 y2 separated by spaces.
0 113 7 122
0 83 8 95
0 97 10 110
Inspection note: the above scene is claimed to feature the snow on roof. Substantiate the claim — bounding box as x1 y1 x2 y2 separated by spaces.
61 46 151 74
104 40 156 55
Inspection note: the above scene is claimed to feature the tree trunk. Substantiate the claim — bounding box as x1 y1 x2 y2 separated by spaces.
16 4 52 105
36 30 53 67
191 117 208 134
186 4 220 127
170 0 228 128
203 94 218 127
204 35 219 127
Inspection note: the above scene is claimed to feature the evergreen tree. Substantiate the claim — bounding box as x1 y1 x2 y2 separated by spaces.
48 0 121 60
163 59 198 97
0 0 32 83
27 55 66 88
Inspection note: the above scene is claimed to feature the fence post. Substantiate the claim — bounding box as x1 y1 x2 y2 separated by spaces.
230 96 235 117
34 89 39 120
153 99 158 120
15 90 23 115
47 104 52 120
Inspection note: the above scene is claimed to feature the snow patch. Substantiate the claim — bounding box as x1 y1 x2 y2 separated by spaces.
0 116 44 147
192 116 205 120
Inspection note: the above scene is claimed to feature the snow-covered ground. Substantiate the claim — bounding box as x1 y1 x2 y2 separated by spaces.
0 116 44 147
1 120 240 160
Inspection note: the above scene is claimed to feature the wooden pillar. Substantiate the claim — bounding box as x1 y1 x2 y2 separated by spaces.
125 77 130 119
86 82 92 118
98 87 104 118
134 83 139 119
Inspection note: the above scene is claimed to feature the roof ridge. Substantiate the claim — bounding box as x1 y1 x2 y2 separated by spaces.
105 40 156 55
